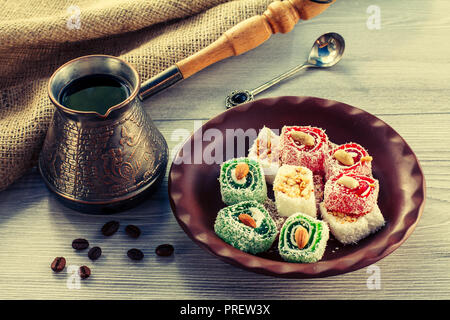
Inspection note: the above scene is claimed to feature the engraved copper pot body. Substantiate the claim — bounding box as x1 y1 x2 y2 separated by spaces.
39 55 168 213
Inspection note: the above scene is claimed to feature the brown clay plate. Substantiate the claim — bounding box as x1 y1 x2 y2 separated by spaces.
168 96 426 278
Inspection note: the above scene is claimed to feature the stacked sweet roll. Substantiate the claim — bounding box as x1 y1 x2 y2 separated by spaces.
248 126 280 184
214 124 385 263
278 213 329 263
324 143 373 180
279 126 329 173
214 201 277 254
272 164 316 218
219 157 267 205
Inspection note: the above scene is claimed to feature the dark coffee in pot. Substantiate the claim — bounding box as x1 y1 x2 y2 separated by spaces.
59 74 130 115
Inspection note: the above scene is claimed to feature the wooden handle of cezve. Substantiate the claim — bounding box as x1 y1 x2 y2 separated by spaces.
138 0 335 100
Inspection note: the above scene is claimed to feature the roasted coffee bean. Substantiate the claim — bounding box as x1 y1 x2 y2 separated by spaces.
155 244 174 257
88 246 102 260
72 238 89 250
78 266 91 279
127 248 144 261
51 257 66 272
125 225 141 239
101 220 120 236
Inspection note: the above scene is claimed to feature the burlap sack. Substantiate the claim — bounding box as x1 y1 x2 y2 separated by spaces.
0 0 273 191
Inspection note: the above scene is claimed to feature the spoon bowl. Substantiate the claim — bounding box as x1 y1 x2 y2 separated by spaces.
307 32 345 67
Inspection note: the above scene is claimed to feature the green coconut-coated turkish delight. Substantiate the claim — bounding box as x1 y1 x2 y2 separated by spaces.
278 212 329 263
219 157 267 205
214 201 277 254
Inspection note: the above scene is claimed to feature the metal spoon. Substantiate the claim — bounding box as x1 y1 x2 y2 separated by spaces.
225 32 345 109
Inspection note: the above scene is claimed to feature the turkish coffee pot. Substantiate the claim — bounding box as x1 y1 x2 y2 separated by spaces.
39 0 334 213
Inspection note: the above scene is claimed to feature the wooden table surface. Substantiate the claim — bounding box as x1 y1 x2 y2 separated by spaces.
0 0 449 299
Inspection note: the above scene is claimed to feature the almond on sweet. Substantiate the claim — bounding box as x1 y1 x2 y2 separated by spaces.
334 149 354 166
295 226 309 249
336 175 359 189
234 163 249 180
238 213 256 228
290 131 315 147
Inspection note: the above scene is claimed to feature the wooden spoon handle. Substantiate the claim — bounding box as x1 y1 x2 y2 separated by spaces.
177 0 335 78
139 0 335 100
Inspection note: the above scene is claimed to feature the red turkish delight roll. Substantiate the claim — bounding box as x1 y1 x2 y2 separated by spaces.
325 143 373 180
280 126 329 174
324 173 379 217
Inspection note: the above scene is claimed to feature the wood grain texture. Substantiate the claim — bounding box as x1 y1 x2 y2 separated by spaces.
0 0 449 299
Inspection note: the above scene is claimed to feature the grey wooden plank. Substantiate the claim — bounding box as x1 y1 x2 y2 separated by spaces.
144 0 450 121
0 182 447 299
